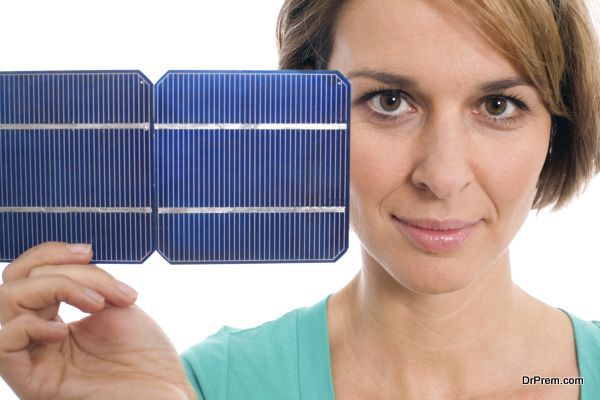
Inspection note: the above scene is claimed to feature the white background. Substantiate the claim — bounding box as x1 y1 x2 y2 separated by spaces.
0 1 598 398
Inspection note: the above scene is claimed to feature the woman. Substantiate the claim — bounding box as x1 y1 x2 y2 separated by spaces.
0 0 598 399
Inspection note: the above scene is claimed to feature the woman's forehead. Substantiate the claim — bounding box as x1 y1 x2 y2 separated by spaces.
330 0 524 87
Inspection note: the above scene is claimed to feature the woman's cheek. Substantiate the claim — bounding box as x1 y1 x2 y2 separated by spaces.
349 139 375 232
349 124 408 230
350 124 379 230
478 138 548 238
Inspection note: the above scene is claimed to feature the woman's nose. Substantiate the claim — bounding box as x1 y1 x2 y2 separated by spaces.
410 116 474 200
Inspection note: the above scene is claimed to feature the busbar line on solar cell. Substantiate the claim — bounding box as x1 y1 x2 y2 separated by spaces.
153 123 346 130
0 207 152 213
154 71 350 263
157 206 345 214
0 71 153 263
0 123 150 130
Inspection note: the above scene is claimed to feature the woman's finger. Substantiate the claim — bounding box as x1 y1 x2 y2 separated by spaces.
0 313 68 354
27 264 137 321
0 275 107 325
28 263 138 306
2 241 93 283
0 313 68 394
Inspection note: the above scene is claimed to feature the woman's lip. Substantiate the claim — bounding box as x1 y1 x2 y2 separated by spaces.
396 218 477 230
392 217 481 253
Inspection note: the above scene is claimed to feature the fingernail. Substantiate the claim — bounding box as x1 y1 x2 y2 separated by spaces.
67 243 92 255
83 287 104 303
116 281 137 298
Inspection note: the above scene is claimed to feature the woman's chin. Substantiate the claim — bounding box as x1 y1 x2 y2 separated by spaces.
370 248 497 296
389 263 477 295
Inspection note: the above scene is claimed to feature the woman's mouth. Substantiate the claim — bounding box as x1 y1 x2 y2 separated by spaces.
391 216 481 254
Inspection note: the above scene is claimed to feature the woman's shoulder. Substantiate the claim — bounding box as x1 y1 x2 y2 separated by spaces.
564 311 600 353
181 297 330 400
562 310 600 398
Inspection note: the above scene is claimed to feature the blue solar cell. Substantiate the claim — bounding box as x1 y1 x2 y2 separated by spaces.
154 71 350 263
0 71 154 263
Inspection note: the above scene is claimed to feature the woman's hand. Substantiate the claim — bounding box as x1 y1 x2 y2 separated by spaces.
0 242 197 400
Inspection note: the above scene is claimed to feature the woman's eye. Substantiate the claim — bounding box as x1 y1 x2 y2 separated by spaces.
367 92 413 117
481 97 518 117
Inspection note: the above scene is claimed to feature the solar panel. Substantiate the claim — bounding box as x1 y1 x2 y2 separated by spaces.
0 70 350 264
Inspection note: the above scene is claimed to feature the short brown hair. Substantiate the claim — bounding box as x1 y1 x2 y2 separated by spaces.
277 0 600 210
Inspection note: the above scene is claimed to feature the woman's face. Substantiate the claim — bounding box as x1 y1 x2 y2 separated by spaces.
328 0 552 294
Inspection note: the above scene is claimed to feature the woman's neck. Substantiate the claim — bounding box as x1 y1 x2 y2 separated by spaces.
328 248 568 398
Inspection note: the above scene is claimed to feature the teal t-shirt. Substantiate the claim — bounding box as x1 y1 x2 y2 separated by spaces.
181 296 600 399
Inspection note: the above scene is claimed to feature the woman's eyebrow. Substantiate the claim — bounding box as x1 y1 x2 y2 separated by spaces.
346 69 418 89
478 78 534 93
346 70 533 94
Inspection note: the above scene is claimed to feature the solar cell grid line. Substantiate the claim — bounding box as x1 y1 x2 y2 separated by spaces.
0 71 153 263
154 71 350 263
